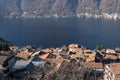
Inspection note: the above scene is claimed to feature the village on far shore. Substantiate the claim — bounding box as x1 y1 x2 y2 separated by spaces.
0 38 120 80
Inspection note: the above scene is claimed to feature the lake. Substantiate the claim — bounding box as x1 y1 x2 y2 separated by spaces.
0 18 120 49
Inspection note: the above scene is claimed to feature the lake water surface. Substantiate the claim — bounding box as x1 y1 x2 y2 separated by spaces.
0 18 120 49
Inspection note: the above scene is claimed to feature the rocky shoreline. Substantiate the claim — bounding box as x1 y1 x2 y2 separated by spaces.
3 13 120 20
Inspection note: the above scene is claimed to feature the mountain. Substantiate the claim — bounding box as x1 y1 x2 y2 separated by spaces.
0 0 120 19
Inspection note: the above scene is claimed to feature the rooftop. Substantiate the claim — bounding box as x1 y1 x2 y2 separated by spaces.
106 49 116 54
0 51 12 56
90 63 103 69
69 44 79 48
39 53 49 59
107 63 120 75
31 51 40 57
104 55 117 60
16 50 32 59
12 60 31 71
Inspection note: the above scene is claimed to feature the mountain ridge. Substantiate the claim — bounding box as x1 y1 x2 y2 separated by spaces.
0 0 120 19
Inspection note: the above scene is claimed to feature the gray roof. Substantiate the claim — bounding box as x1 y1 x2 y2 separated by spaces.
12 60 31 71
12 56 45 72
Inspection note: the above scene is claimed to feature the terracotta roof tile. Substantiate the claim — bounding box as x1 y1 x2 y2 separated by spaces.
83 49 91 53
72 48 83 53
71 53 85 59
56 55 63 59
16 50 31 59
42 49 52 53
81 62 103 69
84 53 96 62
90 63 103 69
31 51 40 57
0 51 12 56
39 53 49 59
108 63 120 75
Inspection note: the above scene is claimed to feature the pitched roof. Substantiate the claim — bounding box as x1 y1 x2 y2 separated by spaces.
71 53 85 59
69 48 82 53
81 62 103 69
41 48 52 53
0 51 12 56
83 49 91 53
84 53 96 62
31 51 40 57
56 55 63 59
12 60 31 71
107 63 120 75
39 53 49 59
90 63 103 69
16 50 31 59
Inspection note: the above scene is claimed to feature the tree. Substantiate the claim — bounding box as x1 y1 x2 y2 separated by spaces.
95 45 104 51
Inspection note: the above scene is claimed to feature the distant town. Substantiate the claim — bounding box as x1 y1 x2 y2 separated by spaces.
0 37 120 80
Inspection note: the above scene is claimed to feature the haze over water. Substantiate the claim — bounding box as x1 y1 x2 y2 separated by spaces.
0 18 120 49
